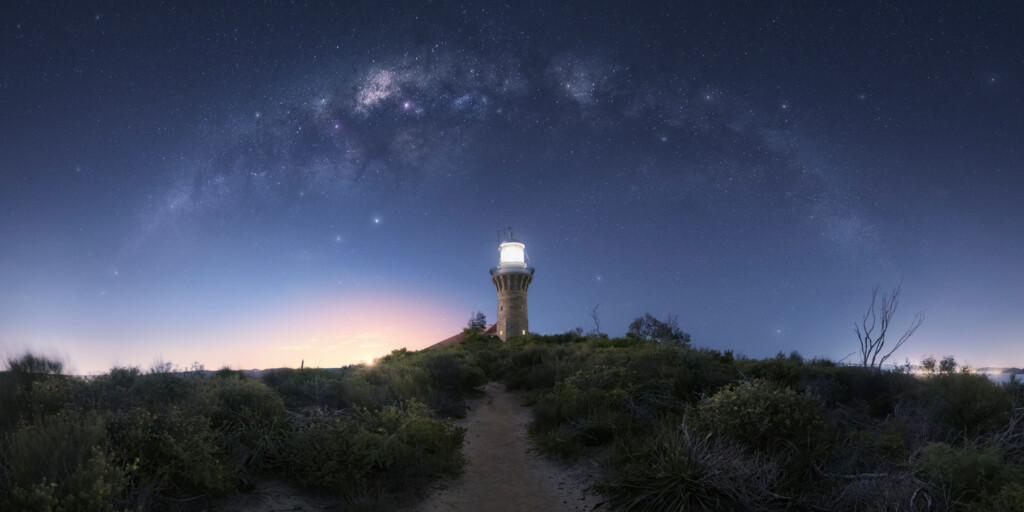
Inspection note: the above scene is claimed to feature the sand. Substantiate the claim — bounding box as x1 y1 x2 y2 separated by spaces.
405 381 604 512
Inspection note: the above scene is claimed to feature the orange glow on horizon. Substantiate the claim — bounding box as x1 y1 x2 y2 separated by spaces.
11 290 468 375
176 292 467 371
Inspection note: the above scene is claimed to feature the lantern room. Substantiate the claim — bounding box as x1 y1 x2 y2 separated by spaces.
498 242 527 267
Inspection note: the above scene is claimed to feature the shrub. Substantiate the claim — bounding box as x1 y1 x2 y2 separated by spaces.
418 350 487 409
1 354 75 429
207 376 286 430
921 373 1011 435
733 352 805 388
280 400 465 499
499 341 593 391
597 420 780 511
106 405 232 497
694 379 825 453
129 371 205 413
991 482 1024 512
627 313 691 345
531 364 685 460
805 366 918 416
259 367 349 409
205 377 288 477
2 413 126 512
530 366 634 458
916 442 1023 510
5 353 64 377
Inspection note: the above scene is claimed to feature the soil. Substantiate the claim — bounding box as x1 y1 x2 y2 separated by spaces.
404 381 605 512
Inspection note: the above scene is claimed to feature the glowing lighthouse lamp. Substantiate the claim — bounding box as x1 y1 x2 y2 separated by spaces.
490 232 535 341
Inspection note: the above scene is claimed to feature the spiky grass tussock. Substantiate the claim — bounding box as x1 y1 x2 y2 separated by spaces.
597 420 781 512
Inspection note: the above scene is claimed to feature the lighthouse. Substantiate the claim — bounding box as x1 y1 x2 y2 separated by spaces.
490 231 534 341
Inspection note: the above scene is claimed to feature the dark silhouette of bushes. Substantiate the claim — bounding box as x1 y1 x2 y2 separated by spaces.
5 322 1024 512
5 412 125 511
916 442 1024 510
1 350 481 510
446 328 1024 512
921 372 1012 436
280 400 465 498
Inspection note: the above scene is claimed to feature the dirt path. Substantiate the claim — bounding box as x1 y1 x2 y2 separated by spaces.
407 382 604 512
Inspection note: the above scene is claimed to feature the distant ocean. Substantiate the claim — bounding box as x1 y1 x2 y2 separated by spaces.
984 372 1022 385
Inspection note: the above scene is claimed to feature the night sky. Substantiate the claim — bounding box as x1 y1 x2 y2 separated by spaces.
2 1 1023 374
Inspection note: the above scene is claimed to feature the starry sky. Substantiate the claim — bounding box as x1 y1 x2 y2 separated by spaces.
2 1 1023 374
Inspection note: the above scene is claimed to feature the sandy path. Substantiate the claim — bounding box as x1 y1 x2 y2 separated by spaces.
407 382 604 512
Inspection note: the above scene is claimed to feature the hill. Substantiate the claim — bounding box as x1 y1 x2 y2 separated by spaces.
3 329 1024 511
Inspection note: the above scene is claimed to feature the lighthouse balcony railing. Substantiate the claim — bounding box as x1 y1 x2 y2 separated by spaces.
490 265 535 277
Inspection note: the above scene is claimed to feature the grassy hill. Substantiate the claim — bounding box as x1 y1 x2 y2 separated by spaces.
2 328 1023 511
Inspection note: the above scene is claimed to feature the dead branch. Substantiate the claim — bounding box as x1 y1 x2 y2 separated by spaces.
855 280 924 370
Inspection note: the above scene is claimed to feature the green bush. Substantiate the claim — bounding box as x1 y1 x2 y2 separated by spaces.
129 370 205 413
1 355 81 430
280 400 465 498
694 379 825 453
597 420 780 511
106 405 232 497
2 413 125 512
1 351 477 510
258 367 349 409
921 373 1011 435
92 366 141 412
802 366 918 416
530 364 684 460
417 349 487 414
205 376 288 477
496 339 595 390
207 376 286 430
531 367 633 458
916 442 1023 510
734 352 805 388
991 482 1024 512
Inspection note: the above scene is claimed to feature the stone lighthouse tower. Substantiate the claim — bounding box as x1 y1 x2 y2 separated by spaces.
490 231 534 341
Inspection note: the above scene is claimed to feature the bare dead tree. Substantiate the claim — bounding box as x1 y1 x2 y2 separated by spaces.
855 281 925 370
588 304 602 335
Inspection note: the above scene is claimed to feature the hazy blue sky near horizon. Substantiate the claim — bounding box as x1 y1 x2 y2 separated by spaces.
2 1 1022 374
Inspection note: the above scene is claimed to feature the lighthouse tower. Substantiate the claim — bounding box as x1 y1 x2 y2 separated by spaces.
490 232 534 341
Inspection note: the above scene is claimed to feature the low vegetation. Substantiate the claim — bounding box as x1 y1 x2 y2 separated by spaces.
3 315 1023 511
451 323 1024 512
0 348 483 511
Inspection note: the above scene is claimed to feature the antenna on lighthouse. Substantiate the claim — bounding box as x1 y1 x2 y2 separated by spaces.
496 226 516 243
